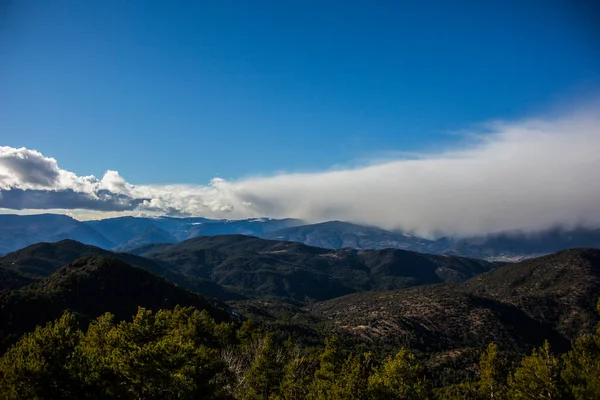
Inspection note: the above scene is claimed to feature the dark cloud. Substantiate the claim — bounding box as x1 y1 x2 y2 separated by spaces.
0 149 61 187
0 189 148 211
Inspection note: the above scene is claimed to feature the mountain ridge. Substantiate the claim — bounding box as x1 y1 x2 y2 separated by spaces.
0 213 114 254
0 255 233 352
307 248 600 355
0 239 245 300
135 234 499 301
2 213 600 261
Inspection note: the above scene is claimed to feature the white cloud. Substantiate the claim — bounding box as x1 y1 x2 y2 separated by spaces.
1 103 600 236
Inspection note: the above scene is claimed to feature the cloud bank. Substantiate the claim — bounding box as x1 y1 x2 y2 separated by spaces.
2 105 600 237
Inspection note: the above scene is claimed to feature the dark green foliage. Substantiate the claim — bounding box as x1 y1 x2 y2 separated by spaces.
77 307 227 399
561 300 600 399
0 256 232 352
0 307 231 399
0 266 35 291
2 245 600 398
477 343 509 399
369 349 430 399
240 334 284 399
507 341 567 399
0 312 81 399
434 343 510 399
1 303 600 399
278 345 316 400
230 297 327 347
307 336 346 399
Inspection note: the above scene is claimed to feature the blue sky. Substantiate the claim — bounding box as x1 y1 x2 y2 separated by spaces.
1 0 599 185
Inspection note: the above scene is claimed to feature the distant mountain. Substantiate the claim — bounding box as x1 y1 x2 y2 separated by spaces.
0 214 113 254
0 240 244 300
84 215 304 250
136 234 498 301
0 256 232 352
259 220 436 251
3 213 600 260
263 221 600 260
170 217 303 238
0 214 304 253
444 227 600 260
308 248 600 355
84 216 178 251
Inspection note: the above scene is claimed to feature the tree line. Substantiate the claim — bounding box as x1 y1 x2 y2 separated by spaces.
0 302 599 399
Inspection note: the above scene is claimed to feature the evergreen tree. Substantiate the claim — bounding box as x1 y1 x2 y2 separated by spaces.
508 340 568 400
307 336 344 399
477 343 508 400
562 300 600 399
75 312 121 398
278 354 315 400
237 319 260 346
329 352 371 399
0 311 82 399
79 307 226 399
4 300 600 400
368 348 430 400
240 334 284 400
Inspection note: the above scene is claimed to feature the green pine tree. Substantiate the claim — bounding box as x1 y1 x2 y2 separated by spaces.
562 300 600 399
307 336 345 399
508 340 568 400
0 311 82 399
477 343 508 400
240 334 284 400
368 348 430 400
79 307 225 399
328 352 371 400
278 354 315 400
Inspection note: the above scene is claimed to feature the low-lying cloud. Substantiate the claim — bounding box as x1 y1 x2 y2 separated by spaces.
2 104 600 237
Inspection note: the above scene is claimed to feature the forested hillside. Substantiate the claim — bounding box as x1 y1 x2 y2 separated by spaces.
0 239 244 300
135 234 498 300
1 303 599 399
0 256 233 352
307 249 600 363
0 243 599 398
1 236 499 301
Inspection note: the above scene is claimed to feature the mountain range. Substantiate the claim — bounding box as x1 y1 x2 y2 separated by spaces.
2 213 600 261
0 236 499 302
0 214 302 254
1 234 599 374
303 247 600 377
